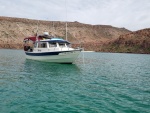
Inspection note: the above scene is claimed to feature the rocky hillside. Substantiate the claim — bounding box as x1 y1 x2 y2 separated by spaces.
102 28 150 54
0 16 130 51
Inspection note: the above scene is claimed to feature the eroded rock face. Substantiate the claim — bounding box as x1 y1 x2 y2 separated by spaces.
0 16 130 51
102 28 150 54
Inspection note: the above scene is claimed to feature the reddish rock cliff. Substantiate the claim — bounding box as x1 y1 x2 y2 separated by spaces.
102 28 150 54
0 16 130 51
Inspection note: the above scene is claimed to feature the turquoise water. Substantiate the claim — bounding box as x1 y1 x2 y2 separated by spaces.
0 49 150 113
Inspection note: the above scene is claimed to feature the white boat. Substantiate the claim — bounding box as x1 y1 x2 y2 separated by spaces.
23 33 82 64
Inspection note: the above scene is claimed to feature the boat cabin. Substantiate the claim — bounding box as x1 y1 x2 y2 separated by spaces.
24 36 71 52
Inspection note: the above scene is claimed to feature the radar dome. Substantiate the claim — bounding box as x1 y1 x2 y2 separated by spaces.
44 32 49 35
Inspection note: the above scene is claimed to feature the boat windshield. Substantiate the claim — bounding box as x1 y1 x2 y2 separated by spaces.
49 42 57 47
59 43 66 47
36 42 47 48
40 43 47 48
66 43 71 47
34 42 37 48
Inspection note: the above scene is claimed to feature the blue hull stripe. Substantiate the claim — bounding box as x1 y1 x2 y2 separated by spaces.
25 50 80 56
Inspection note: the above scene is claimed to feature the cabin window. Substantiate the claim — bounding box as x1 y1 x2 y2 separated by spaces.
49 43 57 47
59 43 66 47
66 43 71 47
34 42 38 48
38 42 47 48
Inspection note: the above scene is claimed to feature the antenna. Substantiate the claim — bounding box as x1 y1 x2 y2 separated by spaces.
36 20 39 41
66 21 67 41
52 21 56 37
65 0 68 41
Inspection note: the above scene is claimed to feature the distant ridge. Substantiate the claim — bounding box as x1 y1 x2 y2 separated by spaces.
3 16 150 54
102 28 150 54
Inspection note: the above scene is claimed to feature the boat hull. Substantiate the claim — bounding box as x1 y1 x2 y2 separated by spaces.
25 50 81 63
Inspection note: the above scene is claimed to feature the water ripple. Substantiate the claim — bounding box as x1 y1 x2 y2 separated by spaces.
0 50 150 113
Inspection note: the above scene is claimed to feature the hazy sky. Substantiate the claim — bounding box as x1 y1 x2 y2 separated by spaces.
0 0 150 31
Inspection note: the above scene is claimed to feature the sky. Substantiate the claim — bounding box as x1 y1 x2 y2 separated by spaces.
0 0 150 31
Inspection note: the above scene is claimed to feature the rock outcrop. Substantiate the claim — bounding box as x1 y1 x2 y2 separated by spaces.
102 28 150 54
0 16 130 51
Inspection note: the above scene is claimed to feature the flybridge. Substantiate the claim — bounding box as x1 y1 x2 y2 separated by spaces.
23 32 53 42
24 36 70 44
40 38 70 44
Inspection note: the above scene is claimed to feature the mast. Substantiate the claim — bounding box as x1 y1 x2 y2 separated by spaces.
36 20 39 41
35 20 40 48
66 21 67 41
65 0 68 41
53 21 55 37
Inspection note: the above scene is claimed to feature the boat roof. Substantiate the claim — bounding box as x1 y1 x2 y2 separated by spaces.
40 38 70 44
23 34 52 42
51 38 63 40
24 33 70 44
24 36 70 44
